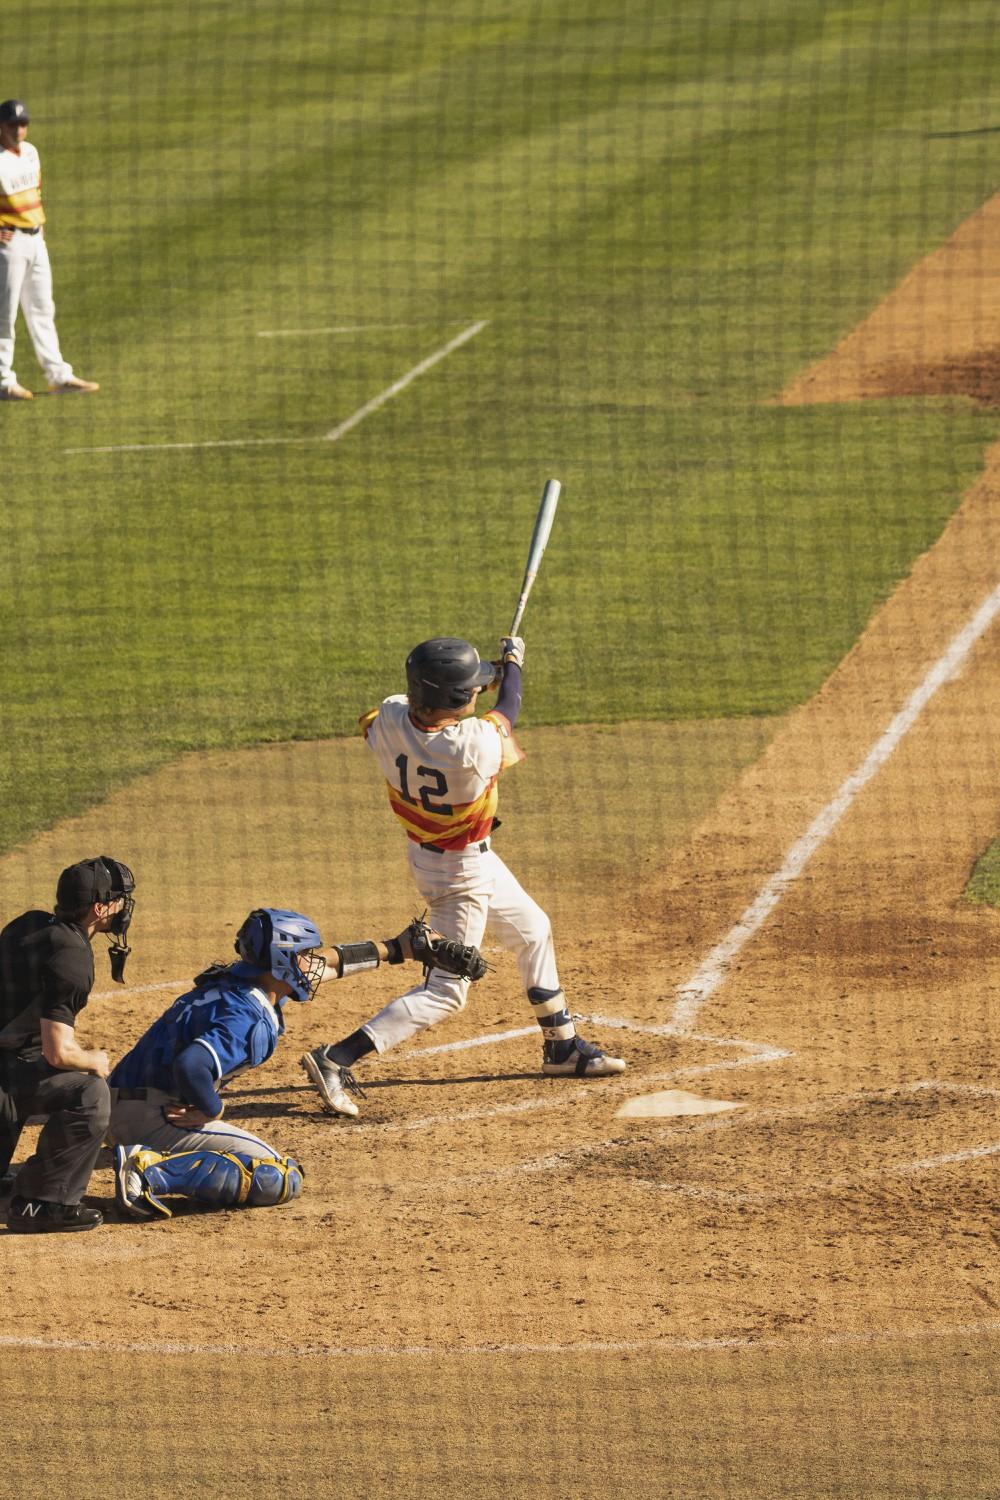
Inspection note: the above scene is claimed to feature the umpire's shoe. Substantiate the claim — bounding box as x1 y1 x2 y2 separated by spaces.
300 1048 364 1118
542 1036 626 1077
6 1196 103 1233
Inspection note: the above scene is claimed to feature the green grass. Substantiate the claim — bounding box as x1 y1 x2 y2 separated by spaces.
2 0 1000 846
963 840 1000 906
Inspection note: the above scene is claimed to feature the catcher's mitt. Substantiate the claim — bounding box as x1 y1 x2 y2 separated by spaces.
407 915 489 982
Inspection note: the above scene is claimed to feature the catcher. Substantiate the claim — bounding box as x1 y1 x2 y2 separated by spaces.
301 636 625 1119
108 906 473 1219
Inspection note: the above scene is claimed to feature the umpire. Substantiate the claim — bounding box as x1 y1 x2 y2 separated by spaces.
0 856 135 1233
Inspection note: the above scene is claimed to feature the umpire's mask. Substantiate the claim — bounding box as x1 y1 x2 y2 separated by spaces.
99 856 136 983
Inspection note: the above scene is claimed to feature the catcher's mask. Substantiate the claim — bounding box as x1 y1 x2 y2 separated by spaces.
235 907 325 1003
55 855 136 983
405 638 495 712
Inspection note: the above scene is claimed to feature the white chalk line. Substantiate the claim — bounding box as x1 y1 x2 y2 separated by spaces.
414 1079 1000 1193
358 1045 792 1135
404 1011 754 1057
671 579 1000 1033
257 324 417 337
323 319 488 440
63 320 489 455
1 1318 998 1363
640 1141 1000 1205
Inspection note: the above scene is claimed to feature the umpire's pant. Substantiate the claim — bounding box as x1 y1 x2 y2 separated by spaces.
0 1060 110 1205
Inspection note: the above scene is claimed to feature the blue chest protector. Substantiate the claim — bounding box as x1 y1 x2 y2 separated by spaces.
109 964 283 1095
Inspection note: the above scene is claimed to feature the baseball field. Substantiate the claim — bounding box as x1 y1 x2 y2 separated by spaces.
3 2 1000 1495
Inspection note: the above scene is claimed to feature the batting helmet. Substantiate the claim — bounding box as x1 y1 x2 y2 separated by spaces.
0 101 30 125
405 638 495 712
235 907 325 1003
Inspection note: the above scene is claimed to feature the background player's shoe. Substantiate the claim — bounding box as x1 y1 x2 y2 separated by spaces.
0 1167 15 1196
6 1196 103 1232
542 1036 626 1077
300 1049 364 1117
113 1144 172 1220
48 376 99 393
0 382 33 400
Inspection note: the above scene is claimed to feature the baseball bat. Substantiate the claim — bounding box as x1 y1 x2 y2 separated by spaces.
509 478 561 636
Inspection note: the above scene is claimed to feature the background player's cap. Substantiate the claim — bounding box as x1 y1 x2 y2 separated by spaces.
0 100 31 125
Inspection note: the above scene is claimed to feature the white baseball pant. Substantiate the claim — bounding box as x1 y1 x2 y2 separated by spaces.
363 839 562 1052
0 230 73 389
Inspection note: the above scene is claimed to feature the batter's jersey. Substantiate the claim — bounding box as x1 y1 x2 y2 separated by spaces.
0 142 44 228
109 965 283 1095
362 695 523 850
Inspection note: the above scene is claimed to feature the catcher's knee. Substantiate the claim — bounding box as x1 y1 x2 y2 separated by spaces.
245 1154 303 1206
144 1150 303 1209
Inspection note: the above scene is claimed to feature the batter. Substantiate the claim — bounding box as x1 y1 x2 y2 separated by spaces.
301 635 625 1118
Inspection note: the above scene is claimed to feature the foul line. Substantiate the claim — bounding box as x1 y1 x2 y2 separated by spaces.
671 579 1000 1032
63 321 489 455
1 1318 998 1363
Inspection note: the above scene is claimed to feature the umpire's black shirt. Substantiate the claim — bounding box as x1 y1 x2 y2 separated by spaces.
0 911 94 1065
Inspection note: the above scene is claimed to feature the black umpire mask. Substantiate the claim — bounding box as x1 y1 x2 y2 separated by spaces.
100 856 135 983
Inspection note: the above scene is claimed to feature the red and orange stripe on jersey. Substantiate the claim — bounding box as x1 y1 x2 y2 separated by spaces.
0 142 45 229
387 776 499 850
360 704 524 850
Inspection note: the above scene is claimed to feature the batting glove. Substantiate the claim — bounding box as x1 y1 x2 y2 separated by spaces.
500 636 525 668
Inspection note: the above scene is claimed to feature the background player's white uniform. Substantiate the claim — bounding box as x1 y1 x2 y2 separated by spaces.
0 140 77 391
360 695 564 1051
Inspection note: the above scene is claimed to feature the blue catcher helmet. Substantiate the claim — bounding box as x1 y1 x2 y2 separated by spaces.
235 907 325 1002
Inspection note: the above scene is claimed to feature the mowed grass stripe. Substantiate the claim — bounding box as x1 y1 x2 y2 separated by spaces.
1 1 1000 849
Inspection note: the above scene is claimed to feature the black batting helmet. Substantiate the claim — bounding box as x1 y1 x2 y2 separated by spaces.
0 101 30 126
405 638 495 711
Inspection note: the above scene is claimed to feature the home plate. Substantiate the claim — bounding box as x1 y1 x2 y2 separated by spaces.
616 1089 743 1119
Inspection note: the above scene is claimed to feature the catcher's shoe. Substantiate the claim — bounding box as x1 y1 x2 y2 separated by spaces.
113 1144 172 1220
48 376 99 393
300 1048 365 1118
6 1196 103 1233
542 1036 626 1078
0 382 33 400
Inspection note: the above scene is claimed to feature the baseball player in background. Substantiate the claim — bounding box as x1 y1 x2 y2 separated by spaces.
0 99 99 401
109 906 462 1219
301 636 625 1119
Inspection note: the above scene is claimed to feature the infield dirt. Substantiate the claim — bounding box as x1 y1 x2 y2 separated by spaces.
4 205 1000 1495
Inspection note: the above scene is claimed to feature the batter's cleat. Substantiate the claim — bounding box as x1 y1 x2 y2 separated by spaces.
300 1048 365 1118
542 1036 627 1078
113 1144 172 1220
48 376 99 393
0 382 33 400
6 1196 103 1233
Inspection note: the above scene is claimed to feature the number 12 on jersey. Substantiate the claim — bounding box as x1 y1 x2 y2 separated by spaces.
395 754 454 814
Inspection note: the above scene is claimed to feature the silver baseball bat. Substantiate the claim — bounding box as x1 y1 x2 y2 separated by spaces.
509 479 561 636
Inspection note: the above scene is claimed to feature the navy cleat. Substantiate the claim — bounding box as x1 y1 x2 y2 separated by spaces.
542 1036 626 1078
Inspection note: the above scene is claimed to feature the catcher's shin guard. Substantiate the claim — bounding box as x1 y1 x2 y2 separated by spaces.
141 1150 304 1209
